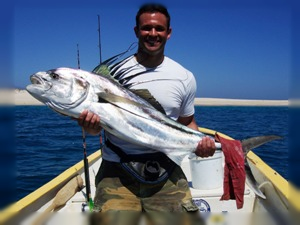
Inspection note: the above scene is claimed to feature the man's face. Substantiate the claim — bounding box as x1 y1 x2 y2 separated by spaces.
135 12 172 56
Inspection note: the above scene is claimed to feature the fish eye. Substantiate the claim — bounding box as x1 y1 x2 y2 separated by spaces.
49 72 59 80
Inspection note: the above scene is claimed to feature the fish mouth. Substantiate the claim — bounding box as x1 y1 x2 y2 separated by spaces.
30 74 52 90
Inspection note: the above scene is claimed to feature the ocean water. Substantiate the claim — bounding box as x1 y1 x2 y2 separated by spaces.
12 105 288 205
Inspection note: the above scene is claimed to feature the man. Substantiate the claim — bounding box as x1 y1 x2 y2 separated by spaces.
77 3 216 224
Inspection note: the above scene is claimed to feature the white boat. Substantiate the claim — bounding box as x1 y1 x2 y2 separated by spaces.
0 128 297 225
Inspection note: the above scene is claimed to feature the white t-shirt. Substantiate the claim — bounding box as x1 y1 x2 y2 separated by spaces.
102 55 197 162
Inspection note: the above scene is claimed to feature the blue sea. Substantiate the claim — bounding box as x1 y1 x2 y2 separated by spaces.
8 106 290 207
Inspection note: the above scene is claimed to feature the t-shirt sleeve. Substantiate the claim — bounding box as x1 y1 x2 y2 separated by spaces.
179 71 197 117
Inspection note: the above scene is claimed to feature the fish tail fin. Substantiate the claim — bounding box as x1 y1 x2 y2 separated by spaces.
241 135 282 154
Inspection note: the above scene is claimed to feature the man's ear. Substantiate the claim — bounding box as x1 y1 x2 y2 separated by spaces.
167 27 172 40
134 26 139 38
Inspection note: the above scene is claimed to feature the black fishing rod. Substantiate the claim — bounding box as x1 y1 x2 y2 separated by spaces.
81 128 94 211
97 14 102 64
77 43 94 211
77 44 81 69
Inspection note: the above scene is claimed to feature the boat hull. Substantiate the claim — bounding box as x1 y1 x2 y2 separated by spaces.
0 128 292 225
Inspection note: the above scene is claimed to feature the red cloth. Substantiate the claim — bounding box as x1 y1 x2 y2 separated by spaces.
215 133 246 209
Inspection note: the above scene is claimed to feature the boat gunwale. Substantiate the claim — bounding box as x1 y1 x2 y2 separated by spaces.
0 151 101 223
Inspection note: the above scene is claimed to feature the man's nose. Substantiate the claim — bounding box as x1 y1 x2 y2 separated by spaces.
149 28 157 36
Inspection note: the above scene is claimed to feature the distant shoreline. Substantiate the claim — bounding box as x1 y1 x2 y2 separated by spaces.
194 98 288 106
0 89 289 106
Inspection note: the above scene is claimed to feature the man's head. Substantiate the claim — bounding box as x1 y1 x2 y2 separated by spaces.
135 3 171 30
134 3 172 58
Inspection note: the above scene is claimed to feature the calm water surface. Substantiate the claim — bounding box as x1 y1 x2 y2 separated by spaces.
13 106 288 204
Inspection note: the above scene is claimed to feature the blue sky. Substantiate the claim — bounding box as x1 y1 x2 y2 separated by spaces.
9 1 294 99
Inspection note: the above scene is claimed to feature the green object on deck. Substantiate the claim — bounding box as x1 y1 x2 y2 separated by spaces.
89 198 94 212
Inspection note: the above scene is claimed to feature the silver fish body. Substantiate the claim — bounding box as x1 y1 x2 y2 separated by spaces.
26 67 213 165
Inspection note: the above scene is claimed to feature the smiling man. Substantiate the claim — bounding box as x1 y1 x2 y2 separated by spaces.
78 3 215 225
134 5 172 66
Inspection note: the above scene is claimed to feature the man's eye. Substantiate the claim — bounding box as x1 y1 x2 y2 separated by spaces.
156 26 167 32
141 26 152 31
155 27 165 32
50 73 59 79
140 26 166 32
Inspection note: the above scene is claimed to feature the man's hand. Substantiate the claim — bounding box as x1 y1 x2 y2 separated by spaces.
195 136 216 157
76 110 102 135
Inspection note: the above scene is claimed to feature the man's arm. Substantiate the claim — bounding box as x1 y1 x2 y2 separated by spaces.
177 115 199 131
178 115 216 157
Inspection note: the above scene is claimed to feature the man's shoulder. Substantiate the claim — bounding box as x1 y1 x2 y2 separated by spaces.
164 56 182 67
164 56 192 74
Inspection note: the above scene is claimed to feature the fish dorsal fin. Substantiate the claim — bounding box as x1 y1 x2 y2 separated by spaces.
91 44 159 89
92 43 137 78
92 64 110 76
131 89 166 115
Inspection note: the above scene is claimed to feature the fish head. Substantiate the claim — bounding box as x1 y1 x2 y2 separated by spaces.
26 67 90 116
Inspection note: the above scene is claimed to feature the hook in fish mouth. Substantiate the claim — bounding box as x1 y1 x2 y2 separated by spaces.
30 74 52 90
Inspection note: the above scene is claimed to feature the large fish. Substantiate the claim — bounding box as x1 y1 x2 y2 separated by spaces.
26 67 280 167
26 67 216 164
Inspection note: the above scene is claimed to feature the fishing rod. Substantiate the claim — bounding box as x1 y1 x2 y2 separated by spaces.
77 44 81 69
81 128 94 211
97 15 102 64
77 43 94 211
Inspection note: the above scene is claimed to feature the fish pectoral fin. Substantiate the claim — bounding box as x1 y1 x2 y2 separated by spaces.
97 92 147 107
96 92 154 119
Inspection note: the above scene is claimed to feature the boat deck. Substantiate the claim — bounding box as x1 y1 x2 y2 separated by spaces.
21 155 260 225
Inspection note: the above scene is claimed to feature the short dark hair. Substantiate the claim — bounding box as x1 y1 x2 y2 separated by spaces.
135 3 171 29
